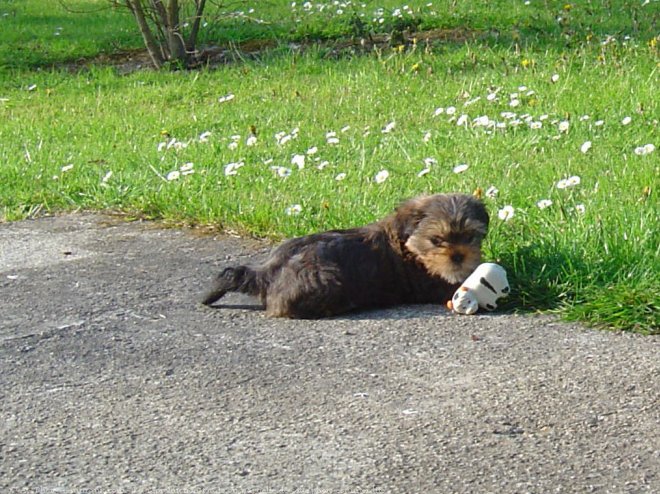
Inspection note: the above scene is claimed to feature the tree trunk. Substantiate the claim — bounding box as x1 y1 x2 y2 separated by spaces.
165 0 187 64
187 0 207 53
126 0 165 68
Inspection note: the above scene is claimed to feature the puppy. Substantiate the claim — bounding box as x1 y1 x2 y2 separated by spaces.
201 193 489 318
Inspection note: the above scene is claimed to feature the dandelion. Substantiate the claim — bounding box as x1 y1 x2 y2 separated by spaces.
224 161 244 176
246 135 257 146
551 73 560 83
374 170 390 184
453 163 469 174
199 131 212 143
291 154 305 169
536 199 553 209
335 172 347 181
285 204 302 216
580 141 592 153
382 121 396 133
218 93 235 103
61 164 74 173
498 205 515 221
558 120 570 132
485 186 499 198
621 116 632 125
166 170 180 181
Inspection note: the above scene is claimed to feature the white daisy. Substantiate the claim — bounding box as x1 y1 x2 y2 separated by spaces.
536 199 553 209
382 121 396 133
271 166 292 178
291 154 305 169
285 204 302 216
453 163 469 174
485 186 499 198
224 161 244 176
218 93 235 103
374 170 390 183
580 141 592 153
498 205 515 221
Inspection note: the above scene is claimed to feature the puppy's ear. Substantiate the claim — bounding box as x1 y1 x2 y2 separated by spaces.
392 196 429 241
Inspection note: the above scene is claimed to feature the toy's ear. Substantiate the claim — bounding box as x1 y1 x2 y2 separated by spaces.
446 300 454 310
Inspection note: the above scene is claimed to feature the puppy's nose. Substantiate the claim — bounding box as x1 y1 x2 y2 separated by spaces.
451 252 465 264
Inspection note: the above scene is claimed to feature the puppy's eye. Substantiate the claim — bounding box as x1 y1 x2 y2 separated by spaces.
430 236 444 247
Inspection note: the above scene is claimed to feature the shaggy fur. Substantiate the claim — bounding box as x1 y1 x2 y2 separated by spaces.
201 193 489 318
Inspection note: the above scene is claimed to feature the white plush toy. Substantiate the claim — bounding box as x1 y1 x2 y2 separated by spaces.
446 263 510 315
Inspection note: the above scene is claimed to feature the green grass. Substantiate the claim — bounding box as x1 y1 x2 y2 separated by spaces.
0 1 658 333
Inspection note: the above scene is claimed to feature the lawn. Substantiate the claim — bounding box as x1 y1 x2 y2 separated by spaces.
0 1 658 332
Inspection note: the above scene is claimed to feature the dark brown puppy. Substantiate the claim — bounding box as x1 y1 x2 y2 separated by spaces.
201 193 489 318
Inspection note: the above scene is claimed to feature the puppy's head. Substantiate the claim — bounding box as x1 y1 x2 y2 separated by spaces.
396 194 489 284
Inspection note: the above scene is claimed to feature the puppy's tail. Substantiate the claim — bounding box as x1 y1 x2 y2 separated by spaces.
201 265 263 306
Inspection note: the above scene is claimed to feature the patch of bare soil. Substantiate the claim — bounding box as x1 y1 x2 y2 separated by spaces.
68 27 488 74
